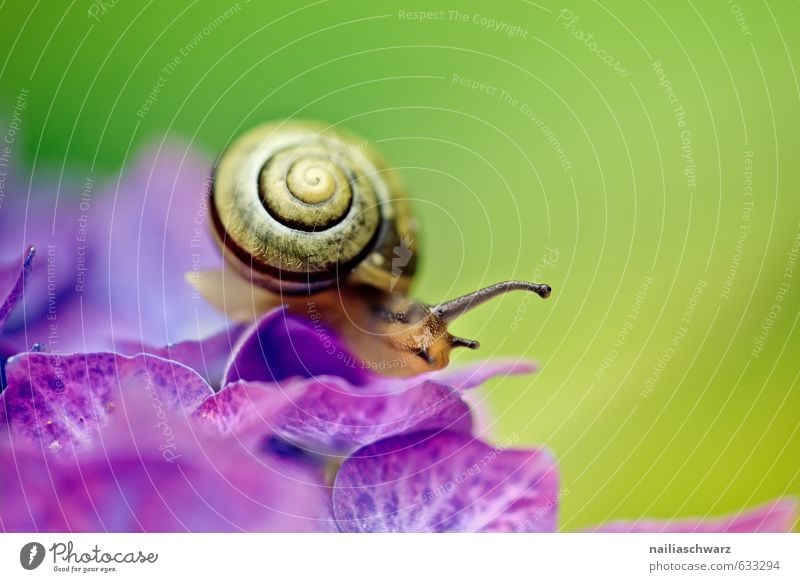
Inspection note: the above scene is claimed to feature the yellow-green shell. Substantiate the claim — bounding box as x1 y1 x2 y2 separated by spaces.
210 120 417 295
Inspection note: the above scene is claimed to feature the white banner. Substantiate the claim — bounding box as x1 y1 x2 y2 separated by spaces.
1 533 798 581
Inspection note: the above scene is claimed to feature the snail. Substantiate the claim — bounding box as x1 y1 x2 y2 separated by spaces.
193 120 551 376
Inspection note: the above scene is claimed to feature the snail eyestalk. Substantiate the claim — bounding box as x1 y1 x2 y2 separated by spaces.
432 280 552 324
450 336 480 350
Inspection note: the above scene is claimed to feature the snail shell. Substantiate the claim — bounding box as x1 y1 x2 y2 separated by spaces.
198 119 551 376
209 120 417 295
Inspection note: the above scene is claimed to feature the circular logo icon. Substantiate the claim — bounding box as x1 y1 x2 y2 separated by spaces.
19 542 46 570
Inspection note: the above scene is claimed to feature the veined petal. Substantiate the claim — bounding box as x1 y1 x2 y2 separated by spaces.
1 351 213 450
333 430 559 532
0 348 334 532
0 400 332 532
116 324 245 390
195 377 471 456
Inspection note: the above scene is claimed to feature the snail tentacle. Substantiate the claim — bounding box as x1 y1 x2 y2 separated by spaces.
432 280 551 323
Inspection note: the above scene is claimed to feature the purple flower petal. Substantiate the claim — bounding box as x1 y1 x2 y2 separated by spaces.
0 395 333 532
0 347 334 532
1 351 213 451
116 324 245 390
587 499 798 533
196 377 472 456
0 246 34 333
333 430 559 532
0 437 333 532
273 379 472 455
222 308 369 387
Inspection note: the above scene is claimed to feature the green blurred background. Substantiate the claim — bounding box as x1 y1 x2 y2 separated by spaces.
1 0 797 530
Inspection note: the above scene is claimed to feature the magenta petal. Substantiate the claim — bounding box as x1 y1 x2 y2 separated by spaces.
333 430 559 532
1 351 213 450
0 385 333 532
193 381 301 442
196 378 472 456
1 349 333 531
0 246 34 333
274 379 472 454
222 308 369 387
0 437 332 532
116 324 245 389
588 499 798 533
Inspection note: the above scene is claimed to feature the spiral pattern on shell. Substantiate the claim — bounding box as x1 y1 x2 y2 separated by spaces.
210 121 406 294
260 148 357 231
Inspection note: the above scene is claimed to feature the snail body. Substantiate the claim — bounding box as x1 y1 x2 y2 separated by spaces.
195 120 550 376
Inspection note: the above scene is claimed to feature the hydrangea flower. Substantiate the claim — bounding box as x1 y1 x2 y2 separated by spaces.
0 143 796 532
